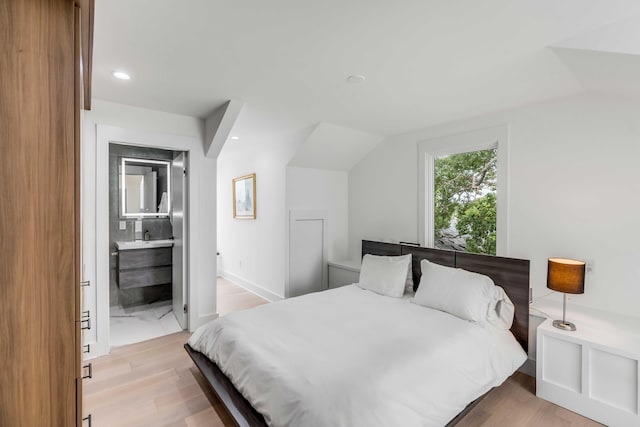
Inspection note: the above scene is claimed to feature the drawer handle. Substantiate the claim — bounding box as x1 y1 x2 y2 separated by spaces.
82 363 92 379
82 310 90 319
80 280 91 287
81 318 91 330
83 344 90 354
82 414 92 426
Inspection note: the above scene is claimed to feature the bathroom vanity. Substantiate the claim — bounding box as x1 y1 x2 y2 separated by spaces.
116 239 174 289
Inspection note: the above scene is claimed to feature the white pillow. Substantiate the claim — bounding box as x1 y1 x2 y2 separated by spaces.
412 259 495 323
487 286 515 330
358 254 411 298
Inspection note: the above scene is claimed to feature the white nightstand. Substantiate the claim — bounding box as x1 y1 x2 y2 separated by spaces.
328 260 361 288
536 315 640 427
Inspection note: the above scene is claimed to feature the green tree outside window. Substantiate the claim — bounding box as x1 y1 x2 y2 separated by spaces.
434 148 497 255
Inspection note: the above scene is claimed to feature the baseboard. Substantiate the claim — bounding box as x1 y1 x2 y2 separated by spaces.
519 357 536 377
218 270 283 302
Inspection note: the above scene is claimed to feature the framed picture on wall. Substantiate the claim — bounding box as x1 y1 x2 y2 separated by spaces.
232 173 256 219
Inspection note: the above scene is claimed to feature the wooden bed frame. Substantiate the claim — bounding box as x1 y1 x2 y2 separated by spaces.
185 240 530 427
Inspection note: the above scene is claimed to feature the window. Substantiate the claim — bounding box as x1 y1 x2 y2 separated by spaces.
418 125 508 256
434 148 496 255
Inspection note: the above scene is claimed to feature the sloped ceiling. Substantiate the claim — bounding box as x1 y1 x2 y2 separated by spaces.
553 48 640 99
551 15 640 99
553 14 640 56
92 0 640 136
288 123 383 171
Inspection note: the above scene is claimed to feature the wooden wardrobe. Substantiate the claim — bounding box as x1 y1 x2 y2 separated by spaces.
0 1 94 425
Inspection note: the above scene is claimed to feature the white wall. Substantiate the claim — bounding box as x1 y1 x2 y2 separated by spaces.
86 99 204 138
286 166 349 261
217 129 300 301
349 94 640 318
349 134 420 252
82 100 217 358
217 139 351 301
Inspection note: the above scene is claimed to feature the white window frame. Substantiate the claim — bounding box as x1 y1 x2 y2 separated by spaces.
418 125 509 256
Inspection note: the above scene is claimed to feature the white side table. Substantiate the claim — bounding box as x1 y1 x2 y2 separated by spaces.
536 316 640 427
328 260 361 288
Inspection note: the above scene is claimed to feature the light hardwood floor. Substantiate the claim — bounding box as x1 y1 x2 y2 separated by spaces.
216 277 268 316
84 280 601 426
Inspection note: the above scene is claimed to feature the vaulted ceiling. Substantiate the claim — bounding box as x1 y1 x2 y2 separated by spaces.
93 0 640 136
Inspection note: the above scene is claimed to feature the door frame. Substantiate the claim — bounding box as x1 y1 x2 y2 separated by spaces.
88 125 195 358
286 210 328 298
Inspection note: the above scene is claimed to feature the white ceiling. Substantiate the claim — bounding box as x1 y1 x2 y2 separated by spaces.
288 123 383 171
93 0 640 136
553 14 640 56
553 48 640 99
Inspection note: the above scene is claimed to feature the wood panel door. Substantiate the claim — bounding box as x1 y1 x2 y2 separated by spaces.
0 0 92 425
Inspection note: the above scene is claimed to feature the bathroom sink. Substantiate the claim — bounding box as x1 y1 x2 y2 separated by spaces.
116 239 174 250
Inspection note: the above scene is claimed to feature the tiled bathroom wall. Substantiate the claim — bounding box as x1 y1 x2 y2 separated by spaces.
109 143 178 307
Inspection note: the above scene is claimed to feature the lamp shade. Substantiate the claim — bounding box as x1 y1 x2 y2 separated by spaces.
547 258 585 294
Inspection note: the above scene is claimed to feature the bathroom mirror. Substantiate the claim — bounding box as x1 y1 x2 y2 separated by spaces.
121 157 171 217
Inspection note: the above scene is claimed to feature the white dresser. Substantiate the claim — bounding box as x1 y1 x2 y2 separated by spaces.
536 311 640 427
327 260 361 288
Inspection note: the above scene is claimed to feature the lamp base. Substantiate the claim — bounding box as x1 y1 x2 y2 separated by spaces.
552 319 576 331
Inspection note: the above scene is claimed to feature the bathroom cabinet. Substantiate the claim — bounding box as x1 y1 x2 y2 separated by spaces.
118 246 173 289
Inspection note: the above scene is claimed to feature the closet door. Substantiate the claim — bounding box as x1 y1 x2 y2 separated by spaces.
75 4 87 426
288 210 328 298
0 1 80 425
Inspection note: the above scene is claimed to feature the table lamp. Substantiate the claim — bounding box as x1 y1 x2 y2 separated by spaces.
547 258 585 331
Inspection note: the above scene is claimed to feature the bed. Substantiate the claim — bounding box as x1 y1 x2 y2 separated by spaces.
185 240 530 427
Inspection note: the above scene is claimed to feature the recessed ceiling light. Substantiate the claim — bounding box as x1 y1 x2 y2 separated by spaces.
230 136 239 140
346 74 366 84
112 71 131 80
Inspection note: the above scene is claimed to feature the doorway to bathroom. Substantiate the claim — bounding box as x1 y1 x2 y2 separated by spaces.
108 143 188 348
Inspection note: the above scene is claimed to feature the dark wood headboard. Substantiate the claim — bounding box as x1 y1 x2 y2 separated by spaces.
362 240 530 353
360 240 402 257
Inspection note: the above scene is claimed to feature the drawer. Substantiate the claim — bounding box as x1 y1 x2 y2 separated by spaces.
118 247 172 269
118 266 172 289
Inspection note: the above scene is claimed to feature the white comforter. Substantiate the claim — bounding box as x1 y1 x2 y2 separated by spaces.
188 285 526 427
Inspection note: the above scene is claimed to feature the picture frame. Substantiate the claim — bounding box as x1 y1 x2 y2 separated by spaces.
232 173 256 219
